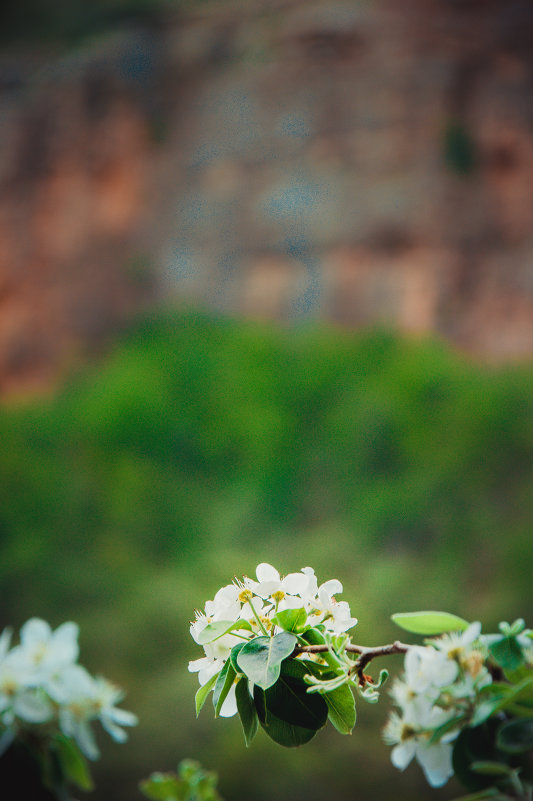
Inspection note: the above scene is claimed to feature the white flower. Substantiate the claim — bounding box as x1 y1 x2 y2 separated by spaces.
431 622 482 662
12 618 79 687
383 696 456 787
0 648 53 724
244 563 311 600
403 646 458 700
309 579 358 633
205 585 241 622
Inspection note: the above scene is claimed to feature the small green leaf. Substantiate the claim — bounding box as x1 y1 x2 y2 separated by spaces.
391 610 469 635
235 677 258 746
272 608 308 633
195 672 219 717
489 637 525 671
213 660 236 717
236 632 297 690
53 734 94 791
324 683 356 734
497 718 533 754
196 619 251 645
140 772 185 800
470 761 514 777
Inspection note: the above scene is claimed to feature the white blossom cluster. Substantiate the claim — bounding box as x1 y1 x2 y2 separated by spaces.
189 562 358 716
0 618 138 760
383 622 491 787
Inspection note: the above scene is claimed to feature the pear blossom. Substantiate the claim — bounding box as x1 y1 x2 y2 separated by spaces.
383 695 456 787
0 618 137 764
431 622 482 662
189 563 358 716
403 646 458 700
244 563 311 600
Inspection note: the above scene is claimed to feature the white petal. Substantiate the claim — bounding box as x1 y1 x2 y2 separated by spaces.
20 619 50 646
219 684 238 717
75 721 100 761
416 742 453 787
461 621 482 646
0 629 12 661
105 707 138 727
101 715 128 742
198 661 222 685
13 691 53 723
319 579 343 597
188 657 211 674
282 573 310 595
255 563 280 583
391 741 416 770
50 622 79 663
254 581 281 599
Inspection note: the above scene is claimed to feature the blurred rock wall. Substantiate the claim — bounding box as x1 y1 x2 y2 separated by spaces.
2 0 533 393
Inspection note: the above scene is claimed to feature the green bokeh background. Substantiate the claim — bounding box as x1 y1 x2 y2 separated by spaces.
1 309 532 800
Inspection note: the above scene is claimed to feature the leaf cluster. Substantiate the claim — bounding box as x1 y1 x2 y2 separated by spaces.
140 759 222 801
196 618 361 748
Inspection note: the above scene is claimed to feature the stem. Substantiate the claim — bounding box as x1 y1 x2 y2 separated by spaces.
247 599 269 636
293 640 410 671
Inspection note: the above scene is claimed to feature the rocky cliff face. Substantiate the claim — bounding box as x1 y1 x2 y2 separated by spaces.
2 0 533 394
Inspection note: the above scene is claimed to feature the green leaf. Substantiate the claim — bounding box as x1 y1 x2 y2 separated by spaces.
52 734 94 791
496 718 533 754
230 642 246 673
272 608 308 633
453 789 503 800
452 722 510 793
195 672 219 717
470 761 515 777
391 610 469 635
255 705 317 747
254 658 328 747
489 637 525 671
140 772 186 800
236 632 297 690
213 660 236 717
196 619 251 645
235 677 258 746
430 713 466 744
324 683 356 734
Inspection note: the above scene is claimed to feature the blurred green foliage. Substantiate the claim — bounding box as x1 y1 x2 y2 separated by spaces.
1 309 532 800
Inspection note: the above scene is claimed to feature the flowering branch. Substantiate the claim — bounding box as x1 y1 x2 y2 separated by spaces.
189 563 533 798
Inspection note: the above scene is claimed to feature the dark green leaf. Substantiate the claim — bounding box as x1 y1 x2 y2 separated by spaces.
497 718 533 754
324 683 356 734
272 608 307 633
195 672 219 717
236 632 297 690
213 660 236 717
489 637 524 671
452 723 506 792
235 677 258 747
391 610 469 635
254 657 328 746
230 642 246 673
470 761 515 777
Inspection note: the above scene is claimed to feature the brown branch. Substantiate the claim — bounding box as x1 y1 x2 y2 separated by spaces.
293 640 410 673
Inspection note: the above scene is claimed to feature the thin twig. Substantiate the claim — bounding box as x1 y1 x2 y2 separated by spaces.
293 641 410 672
